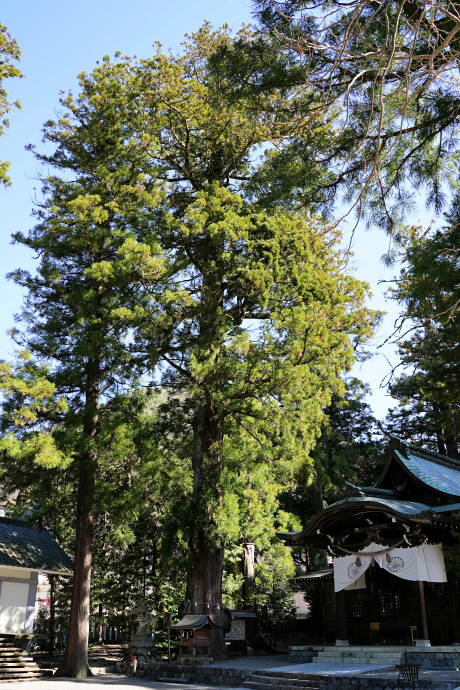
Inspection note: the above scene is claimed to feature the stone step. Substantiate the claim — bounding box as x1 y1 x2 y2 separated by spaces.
241 679 319 690
0 670 43 677
317 652 403 660
0 662 40 668
0 637 42 682
0 677 43 682
318 647 404 653
248 675 319 686
313 656 399 666
256 671 322 680
0 647 25 653
157 677 189 684
0 678 43 683
242 679 320 690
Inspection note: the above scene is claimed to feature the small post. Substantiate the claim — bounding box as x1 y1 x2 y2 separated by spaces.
164 612 172 663
335 589 349 646
416 580 431 647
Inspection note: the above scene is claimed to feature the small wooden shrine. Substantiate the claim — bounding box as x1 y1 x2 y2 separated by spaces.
0 516 73 640
280 438 460 647
171 615 217 657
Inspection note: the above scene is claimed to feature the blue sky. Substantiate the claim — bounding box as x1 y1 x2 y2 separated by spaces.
0 0 420 421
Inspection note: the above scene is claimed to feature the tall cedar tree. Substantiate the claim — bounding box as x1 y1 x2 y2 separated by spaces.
2 26 377 663
3 58 163 677
122 26 378 656
386 197 460 456
0 23 22 185
0 383 180 650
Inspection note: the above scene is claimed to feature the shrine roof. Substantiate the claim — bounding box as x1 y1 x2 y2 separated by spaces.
395 448 460 497
279 440 460 550
333 495 433 515
296 568 333 580
327 495 460 517
171 615 217 629
278 495 460 547
0 517 73 575
377 438 460 499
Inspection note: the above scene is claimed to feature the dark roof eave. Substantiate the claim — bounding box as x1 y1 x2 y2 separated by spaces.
279 497 460 546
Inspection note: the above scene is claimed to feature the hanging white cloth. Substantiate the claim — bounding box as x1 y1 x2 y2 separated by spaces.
344 571 367 590
333 542 447 592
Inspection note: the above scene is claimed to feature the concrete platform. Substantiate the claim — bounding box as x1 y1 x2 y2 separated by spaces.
263 662 393 676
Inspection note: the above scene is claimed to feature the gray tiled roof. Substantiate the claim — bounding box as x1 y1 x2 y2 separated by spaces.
171 615 217 629
396 448 460 497
0 517 73 574
334 495 433 515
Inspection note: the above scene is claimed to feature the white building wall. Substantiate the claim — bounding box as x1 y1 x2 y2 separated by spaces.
0 568 38 634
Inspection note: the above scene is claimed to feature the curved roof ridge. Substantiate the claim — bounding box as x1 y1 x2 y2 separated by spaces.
390 435 460 469
393 447 460 499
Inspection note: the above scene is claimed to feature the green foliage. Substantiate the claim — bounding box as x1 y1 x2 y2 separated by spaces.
255 543 296 651
281 378 384 527
386 199 460 456
310 379 385 502
0 23 22 185
229 1 460 231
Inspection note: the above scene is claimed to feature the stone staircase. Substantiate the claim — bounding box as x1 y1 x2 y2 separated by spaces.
241 669 321 690
312 645 404 668
0 636 43 681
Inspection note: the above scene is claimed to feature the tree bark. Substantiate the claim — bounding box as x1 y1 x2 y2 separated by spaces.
185 532 226 657
184 404 227 658
55 359 99 678
55 462 95 677
97 603 103 644
243 543 255 610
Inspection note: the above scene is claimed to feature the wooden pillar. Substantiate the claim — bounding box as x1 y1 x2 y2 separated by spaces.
416 580 431 647
243 543 255 609
335 589 348 645
448 577 460 642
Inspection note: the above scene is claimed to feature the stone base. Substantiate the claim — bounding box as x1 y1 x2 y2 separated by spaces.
128 644 161 664
288 646 323 664
335 639 350 647
176 655 212 666
415 639 431 648
115 660 249 686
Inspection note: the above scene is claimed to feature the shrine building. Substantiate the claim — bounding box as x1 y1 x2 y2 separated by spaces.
281 437 460 647
0 516 72 639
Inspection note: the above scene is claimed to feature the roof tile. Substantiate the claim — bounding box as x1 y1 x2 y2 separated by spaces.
0 518 73 574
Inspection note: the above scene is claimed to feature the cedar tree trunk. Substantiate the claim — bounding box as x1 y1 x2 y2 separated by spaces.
56 361 99 678
184 404 227 658
55 462 95 677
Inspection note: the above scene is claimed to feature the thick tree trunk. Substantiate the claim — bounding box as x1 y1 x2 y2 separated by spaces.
185 404 227 658
56 359 99 678
55 463 95 677
185 533 226 657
